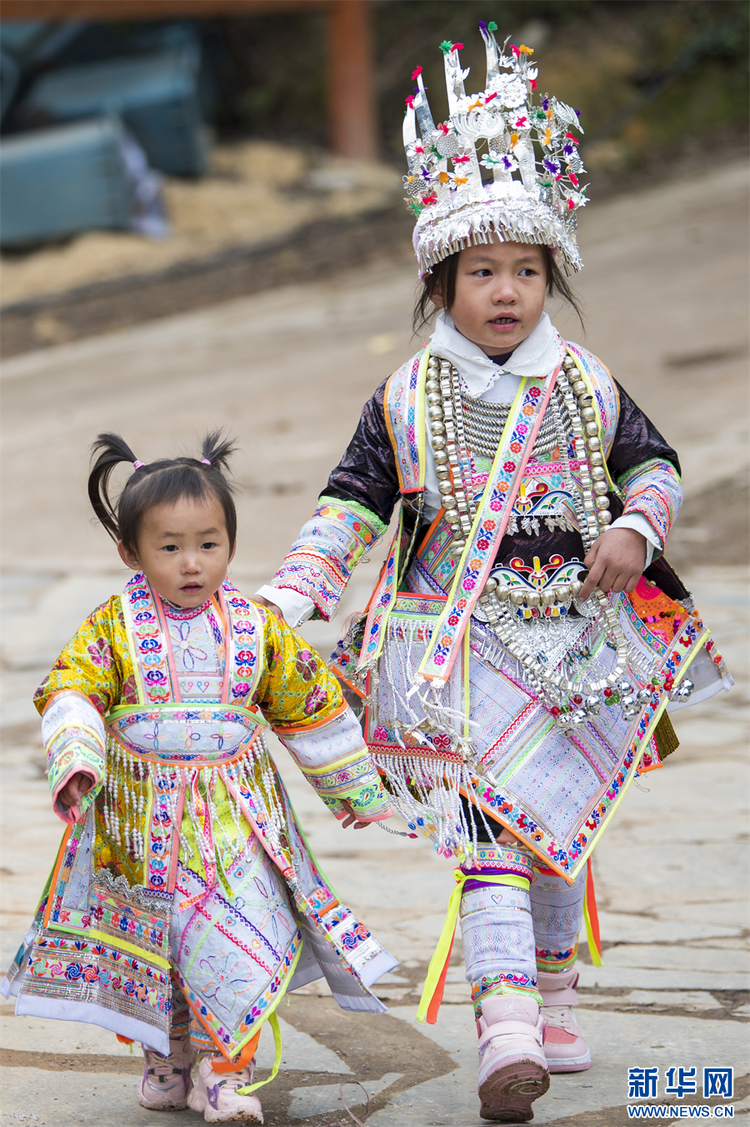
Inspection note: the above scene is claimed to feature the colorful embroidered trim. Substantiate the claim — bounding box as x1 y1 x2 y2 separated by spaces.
384 347 428 492
271 498 387 620
357 515 405 671
460 845 535 877
535 945 578 973
121 574 264 707
24 928 171 1039
295 754 391 818
471 971 543 1016
618 457 682 550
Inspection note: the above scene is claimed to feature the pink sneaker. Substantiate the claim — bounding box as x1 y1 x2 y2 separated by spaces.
187 1055 264 1123
138 1037 196 1111
476 995 550 1122
539 969 592 1073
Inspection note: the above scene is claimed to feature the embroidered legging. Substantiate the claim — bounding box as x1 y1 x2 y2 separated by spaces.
460 853 586 1015
459 847 541 1017
531 863 586 975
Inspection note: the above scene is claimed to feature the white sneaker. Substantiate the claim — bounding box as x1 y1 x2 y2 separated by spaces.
138 1037 196 1111
476 995 549 1122
187 1055 264 1123
539 969 592 1073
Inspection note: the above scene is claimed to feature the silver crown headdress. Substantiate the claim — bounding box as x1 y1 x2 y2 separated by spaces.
403 22 588 276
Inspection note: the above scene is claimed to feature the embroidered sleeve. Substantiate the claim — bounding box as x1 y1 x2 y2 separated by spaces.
33 597 134 824
253 611 391 821
41 690 106 824
615 458 682 551
606 383 682 551
33 596 134 716
270 496 388 621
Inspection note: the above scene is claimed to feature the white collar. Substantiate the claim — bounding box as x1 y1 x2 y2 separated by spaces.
430 310 565 397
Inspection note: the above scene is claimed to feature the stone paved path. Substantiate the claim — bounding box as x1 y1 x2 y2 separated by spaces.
1 162 748 1125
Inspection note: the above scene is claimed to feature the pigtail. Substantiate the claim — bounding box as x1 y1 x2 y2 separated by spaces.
88 432 140 543
86 430 239 555
200 430 237 480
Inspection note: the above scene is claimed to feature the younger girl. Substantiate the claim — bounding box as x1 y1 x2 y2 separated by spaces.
2 433 394 1125
256 26 730 1123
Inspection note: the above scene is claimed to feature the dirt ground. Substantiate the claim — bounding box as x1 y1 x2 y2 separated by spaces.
0 140 405 358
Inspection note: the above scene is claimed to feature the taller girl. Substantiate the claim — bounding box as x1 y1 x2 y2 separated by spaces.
256 24 731 1124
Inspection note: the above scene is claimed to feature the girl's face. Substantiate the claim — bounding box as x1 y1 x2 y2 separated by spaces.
117 494 235 608
433 240 548 355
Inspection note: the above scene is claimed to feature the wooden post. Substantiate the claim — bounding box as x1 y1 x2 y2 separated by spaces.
328 0 378 162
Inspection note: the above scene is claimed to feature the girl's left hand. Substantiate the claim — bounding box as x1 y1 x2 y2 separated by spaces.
579 528 647 602
339 799 373 830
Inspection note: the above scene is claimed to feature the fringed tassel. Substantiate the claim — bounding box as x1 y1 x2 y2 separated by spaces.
373 750 497 863
583 857 603 966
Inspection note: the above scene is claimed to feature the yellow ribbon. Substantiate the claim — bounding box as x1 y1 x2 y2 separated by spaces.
416 868 531 1024
236 1010 283 1095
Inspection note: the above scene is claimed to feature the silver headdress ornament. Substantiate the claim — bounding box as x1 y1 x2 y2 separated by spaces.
403 22 588 276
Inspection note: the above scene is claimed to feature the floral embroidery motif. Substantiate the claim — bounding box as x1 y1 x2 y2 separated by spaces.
171 621 209 672
304 685 328 716
87 637 113 669
294 650 319 682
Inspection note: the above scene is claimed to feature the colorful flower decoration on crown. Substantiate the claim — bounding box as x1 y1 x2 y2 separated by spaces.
403 22 588 275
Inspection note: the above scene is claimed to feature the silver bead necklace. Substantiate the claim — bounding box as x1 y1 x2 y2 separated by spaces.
426 352 669 721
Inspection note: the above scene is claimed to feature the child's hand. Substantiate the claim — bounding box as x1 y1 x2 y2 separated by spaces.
252 596 283 620
579 528 647 602
57 771 94 811
494 827 521 846
339 799 373 830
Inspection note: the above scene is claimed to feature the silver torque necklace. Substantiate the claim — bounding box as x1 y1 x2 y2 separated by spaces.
460 391 560 461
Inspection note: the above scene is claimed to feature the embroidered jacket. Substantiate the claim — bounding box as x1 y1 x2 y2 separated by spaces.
35 585 391 824
270 341 685 622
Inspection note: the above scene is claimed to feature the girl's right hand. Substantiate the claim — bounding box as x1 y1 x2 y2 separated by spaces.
338 799 375 830
57 771 94 811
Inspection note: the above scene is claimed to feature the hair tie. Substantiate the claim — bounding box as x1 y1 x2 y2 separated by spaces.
133 460 145 471
201 458 211 466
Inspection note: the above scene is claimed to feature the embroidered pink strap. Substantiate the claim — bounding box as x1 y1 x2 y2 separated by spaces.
357 515 404 672
384 347 427 493
418 370 559 682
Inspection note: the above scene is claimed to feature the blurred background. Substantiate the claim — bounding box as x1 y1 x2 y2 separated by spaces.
0 0 747 354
